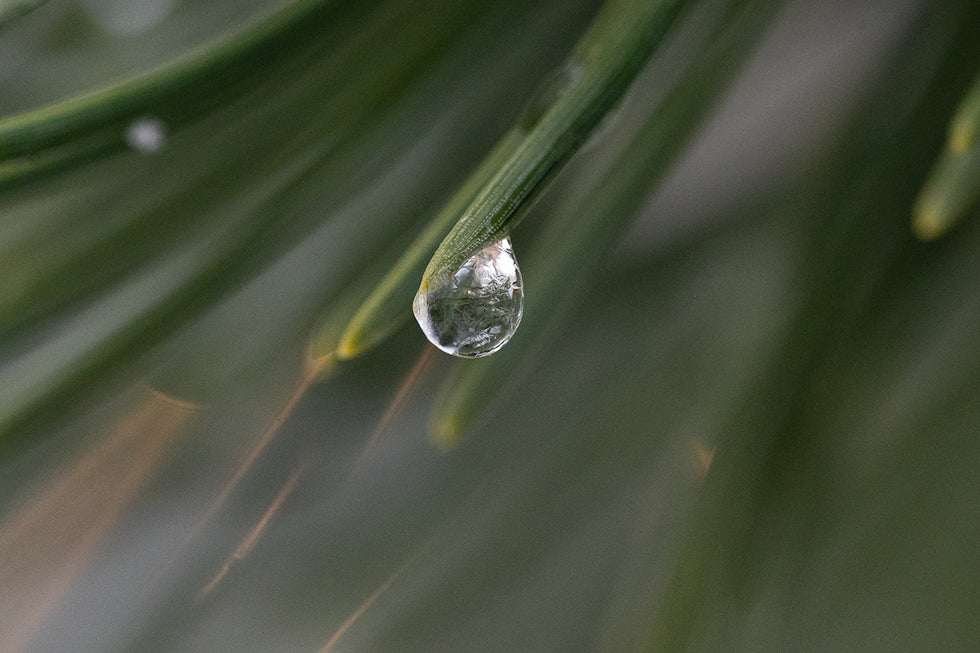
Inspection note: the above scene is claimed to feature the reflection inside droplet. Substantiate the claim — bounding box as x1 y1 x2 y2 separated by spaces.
413 237 524 358
125 117 167 153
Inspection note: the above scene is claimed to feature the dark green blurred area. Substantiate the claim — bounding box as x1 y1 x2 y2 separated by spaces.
0 0 979 651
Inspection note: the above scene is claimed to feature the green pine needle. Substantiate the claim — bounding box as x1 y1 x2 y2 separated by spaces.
913 71 980 240
416 0 685 297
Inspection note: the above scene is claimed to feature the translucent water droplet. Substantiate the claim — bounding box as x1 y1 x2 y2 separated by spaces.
80 0 176 36
413 237 524 358
125 117 167 153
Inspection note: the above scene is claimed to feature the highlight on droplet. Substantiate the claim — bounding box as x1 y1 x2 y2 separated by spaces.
413 236 524 358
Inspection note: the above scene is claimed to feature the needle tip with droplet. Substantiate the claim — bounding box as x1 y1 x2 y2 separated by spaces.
413 237 524 358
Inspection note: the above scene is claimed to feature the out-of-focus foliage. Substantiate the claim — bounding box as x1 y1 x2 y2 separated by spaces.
1 0 978 651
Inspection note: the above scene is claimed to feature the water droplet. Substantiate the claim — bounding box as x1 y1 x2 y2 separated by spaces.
125 117 167 153
80 0 176 36
518 61 583 131
413 237 524 358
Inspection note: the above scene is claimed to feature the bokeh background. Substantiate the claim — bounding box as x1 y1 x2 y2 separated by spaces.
1 0 979 651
